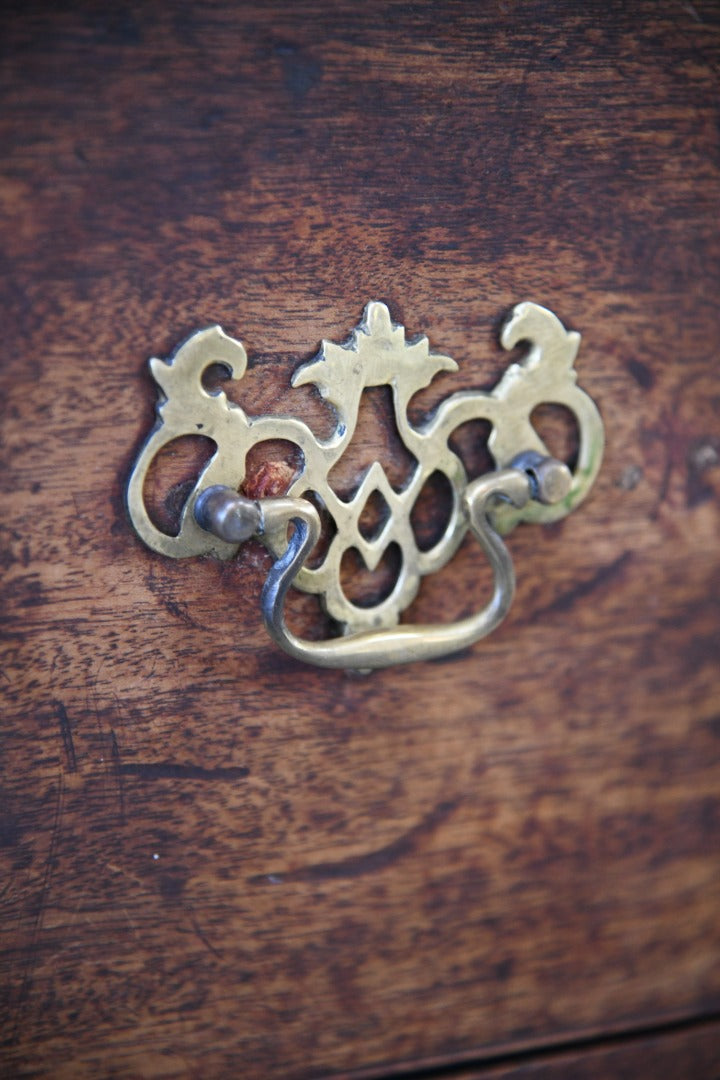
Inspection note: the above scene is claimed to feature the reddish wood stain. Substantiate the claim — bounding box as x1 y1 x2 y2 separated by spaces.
1 2 720 1077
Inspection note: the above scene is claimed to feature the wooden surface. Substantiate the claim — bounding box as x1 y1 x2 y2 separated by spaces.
447 1020 720 1079
2 1 720 1077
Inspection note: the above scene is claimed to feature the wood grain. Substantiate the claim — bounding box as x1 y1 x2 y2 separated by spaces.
1 1 720 1077
436 1020 720 1079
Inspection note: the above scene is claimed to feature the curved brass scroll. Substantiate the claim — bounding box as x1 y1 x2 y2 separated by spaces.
126 300 604 669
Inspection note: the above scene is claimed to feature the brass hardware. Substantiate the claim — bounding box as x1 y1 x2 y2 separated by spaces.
127 301 603 669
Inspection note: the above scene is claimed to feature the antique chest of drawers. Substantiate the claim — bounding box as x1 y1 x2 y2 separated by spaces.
2 2 720 1076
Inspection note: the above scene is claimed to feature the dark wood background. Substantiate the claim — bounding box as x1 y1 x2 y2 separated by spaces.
2 1 720 1077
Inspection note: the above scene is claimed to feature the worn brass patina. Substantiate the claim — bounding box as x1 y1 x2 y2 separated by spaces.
127 301 603 669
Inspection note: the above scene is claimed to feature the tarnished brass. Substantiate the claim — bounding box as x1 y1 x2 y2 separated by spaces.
127 301 603 669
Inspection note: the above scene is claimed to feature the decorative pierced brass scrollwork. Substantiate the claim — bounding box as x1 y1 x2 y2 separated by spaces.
127 301 603 669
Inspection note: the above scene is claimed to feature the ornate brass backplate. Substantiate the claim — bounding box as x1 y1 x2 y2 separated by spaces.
127 301 604 669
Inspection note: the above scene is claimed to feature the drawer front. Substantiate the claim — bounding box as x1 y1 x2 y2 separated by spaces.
2 2 719 1077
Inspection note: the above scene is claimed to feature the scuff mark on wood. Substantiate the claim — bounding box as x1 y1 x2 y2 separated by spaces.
533 551 633 619
190 913 223 960
55 701 77 772
250 798 460 883
110 729 125 824
10 775 64 1043
117 762 249 781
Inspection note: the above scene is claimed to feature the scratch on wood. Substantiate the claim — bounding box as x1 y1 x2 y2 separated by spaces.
118 762 250 781
110 729 125 824
55 700 77 772
249 798 460 884
681 2 702 24
533 551 633 619
11 774 64 1042
190 913 223 960
162 598 201 628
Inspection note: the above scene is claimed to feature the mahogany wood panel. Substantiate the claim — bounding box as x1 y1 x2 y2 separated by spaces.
2 1 720 1077
443 1020 720 1079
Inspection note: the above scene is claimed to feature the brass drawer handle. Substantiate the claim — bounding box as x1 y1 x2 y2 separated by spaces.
127 301 603 670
